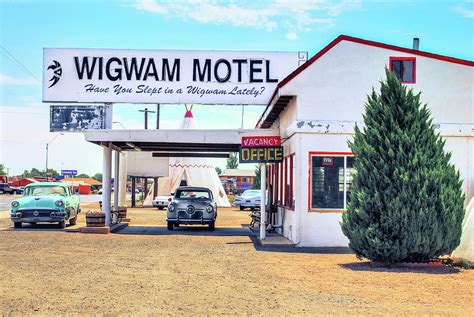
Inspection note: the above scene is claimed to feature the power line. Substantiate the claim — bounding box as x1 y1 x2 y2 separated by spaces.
0 45 41 83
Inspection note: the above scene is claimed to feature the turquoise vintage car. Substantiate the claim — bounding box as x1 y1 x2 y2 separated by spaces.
10 182 80 228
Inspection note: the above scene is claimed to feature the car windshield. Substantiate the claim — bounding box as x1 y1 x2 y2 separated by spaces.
242 190 260 197
176 190 210 199
25 186 67 197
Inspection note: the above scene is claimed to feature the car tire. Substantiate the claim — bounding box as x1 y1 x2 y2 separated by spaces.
158 207 164 210
167 222 174 230
14 222 22 228
174 223 180 227
209 221 215 231
69 215 77 226
239 206 244 211
58 220 66 228
30 222 37 225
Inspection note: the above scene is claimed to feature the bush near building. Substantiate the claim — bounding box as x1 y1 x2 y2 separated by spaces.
341 69 465 263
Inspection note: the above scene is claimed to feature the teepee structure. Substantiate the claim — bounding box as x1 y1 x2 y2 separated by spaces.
154 105 230 207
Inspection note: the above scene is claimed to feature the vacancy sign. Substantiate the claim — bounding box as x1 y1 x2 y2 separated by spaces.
43 48 307 105
241 136 281 147
239 136 283 163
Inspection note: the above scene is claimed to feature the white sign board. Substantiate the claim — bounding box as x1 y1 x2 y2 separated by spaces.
127 152 169 177
43 48 306 105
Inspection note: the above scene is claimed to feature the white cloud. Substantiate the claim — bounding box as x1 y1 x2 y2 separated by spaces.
132 0 360 39
134 0 167 13
454 4 474 18
0 74 39 86
286 32 298 40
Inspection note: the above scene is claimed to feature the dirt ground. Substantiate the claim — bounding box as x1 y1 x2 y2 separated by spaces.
0 205 473 316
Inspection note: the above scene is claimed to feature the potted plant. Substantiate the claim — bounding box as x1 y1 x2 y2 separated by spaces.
86 210 105 227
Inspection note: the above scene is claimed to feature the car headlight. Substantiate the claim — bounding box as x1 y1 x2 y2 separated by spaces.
206 205 214 213
168 204 175 212
11 201 19 208
55 200 64 207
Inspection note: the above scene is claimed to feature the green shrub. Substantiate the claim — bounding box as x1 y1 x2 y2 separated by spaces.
341 69 465 263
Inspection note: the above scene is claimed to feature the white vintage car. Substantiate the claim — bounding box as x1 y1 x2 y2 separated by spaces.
234 189 261 211
152 195 173 210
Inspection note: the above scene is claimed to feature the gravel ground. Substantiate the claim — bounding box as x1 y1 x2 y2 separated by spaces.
0 206 473 316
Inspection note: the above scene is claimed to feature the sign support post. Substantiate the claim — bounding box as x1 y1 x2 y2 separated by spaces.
260 163 266 240
113 151 120 213
102 142 112 226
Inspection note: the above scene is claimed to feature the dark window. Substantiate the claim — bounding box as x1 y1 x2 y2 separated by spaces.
311 156 344 209
390 57 416 83
310 155 354 210
345 157 355 203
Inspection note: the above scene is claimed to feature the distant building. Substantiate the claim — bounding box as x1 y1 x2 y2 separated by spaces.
60 177 102 194
10 178 37 187
219 169 255 193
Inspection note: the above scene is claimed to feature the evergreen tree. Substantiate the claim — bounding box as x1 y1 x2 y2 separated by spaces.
226 153 239 169
251 165 261 189
92 173 103 182
0 164 6 176
341 69 465 263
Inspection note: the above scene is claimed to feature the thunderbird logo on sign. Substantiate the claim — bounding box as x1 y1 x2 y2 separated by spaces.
47 60 62 88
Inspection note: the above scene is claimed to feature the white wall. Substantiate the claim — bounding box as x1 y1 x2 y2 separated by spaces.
272 39 473 247
281 40 473 124
296 133 351 247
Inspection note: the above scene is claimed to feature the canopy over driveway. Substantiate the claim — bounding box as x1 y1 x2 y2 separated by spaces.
84 128 279 232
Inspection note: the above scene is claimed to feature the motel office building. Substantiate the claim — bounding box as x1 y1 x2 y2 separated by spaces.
257 35 473 247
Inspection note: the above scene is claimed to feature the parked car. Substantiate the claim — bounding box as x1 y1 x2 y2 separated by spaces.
234 189 261 211
153 195 173 210
10 182 80 228
166 186 217 230
0 183 22 195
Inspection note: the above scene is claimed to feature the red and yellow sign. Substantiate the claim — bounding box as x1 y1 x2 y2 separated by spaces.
241 136 281 147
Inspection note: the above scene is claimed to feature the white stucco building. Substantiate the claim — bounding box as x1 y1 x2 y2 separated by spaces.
256 35 473 247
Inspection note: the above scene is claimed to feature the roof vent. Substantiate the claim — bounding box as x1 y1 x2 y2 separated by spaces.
413 38 420 50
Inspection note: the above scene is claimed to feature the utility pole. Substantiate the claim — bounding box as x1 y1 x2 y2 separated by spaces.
139 108 156 129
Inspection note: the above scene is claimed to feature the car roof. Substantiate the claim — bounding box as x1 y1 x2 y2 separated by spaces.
176 186 211 191
25 182 70 188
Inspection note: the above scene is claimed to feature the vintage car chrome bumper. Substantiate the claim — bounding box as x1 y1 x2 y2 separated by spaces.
167 209 215 224
11 208 67 223
167 217 215 224
152 200 170 207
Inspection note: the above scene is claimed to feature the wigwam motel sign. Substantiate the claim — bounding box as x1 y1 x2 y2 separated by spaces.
43 48 306 105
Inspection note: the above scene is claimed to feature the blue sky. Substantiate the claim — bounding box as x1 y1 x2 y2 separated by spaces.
1 0 473 176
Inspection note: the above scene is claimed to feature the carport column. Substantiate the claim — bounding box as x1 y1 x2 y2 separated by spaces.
260 163 266 240
102 142 112 226
113 150 120 212
118 151 128 206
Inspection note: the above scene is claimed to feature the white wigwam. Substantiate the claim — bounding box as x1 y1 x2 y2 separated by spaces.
154 105 230 207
